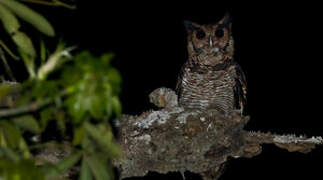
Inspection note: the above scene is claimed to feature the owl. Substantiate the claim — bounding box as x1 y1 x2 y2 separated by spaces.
176 13 247 116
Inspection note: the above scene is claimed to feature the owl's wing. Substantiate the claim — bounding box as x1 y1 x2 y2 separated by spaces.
233 63 247 114
175 63 185 99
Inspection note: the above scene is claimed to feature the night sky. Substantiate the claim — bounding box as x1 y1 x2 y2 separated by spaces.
4 1 323 179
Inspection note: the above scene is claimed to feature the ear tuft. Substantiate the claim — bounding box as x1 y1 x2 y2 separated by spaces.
218 12 232 29
184 21 200 31
223 12 232 26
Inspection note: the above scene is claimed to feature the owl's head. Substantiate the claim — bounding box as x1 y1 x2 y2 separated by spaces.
185 13 234 66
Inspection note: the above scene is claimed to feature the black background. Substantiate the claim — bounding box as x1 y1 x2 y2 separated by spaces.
3 1 323 179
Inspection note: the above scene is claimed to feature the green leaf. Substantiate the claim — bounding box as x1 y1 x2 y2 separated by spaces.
0 147 20 162
0 121 30 158
103 83 112 117
0 159 44 180
107 68 121 87
111 96 122 117
40 39 47 64
0 82 20 103
72 125 84 146
18 136 30 158
89 94 105 119
55 110 66 134
80 159 93 180
19 48 36 78
65 93 87 124
0 0 55 36
12 31 36 59
84 122 120 157
62 51 123 123
100 53 114 65
40 107 54 131
86 154 111 180
0 121 21 148
83 122 102 144
0 4 20 34
55 150 82 172
12 115 40 134
46 150 82 179
31 80 59 99
0 130 7 147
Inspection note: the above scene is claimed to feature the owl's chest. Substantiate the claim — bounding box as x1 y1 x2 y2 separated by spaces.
182 67 234 92
179 66 235 109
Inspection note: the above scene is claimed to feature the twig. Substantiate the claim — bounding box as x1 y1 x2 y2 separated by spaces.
0 48 16 81
0 90 69 118
21 0 77 10
0 39 20 60
0 98 51 118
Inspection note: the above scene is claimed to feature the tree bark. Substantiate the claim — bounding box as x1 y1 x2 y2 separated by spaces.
112 87 323 180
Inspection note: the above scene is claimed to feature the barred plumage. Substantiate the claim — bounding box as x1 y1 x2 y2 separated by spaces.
176 13 247 116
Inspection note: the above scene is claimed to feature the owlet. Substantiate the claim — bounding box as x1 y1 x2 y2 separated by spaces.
176 13 247 116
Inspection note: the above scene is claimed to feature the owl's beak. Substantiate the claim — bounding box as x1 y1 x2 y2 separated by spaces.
209 37 213 47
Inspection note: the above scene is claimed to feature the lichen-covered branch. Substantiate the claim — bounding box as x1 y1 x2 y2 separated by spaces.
245 131 323 153
112 87 323 180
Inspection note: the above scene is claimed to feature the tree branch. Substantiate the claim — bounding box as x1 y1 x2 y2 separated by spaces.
0 48 16 81
0 98 52 118
0 87 69 118
112 87 323 180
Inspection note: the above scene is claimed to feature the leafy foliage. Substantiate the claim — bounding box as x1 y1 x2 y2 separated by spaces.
0 158 45 180
63 51 122 123
1 50 122 179
0 2 123 178
0 0 55 37
0 0 55 78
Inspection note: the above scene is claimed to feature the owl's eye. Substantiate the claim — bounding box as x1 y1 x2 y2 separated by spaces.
195 30 206 39
215 29 224 38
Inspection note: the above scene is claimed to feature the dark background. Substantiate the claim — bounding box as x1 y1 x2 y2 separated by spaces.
3 1 323 180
